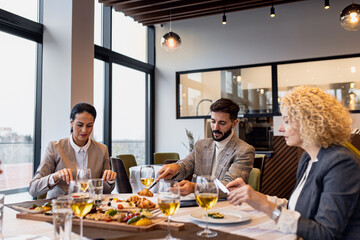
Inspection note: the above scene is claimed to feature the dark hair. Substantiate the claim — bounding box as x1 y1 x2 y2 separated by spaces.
70 103 97 121
210 98 239 121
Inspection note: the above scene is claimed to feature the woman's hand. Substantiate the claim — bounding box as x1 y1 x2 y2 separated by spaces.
53 168 73 184
102 169 117 181
226 177 246 191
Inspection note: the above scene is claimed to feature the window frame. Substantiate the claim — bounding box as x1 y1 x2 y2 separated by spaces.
95 5 155 164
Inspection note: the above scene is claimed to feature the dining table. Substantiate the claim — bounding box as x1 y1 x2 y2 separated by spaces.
2 193 297 240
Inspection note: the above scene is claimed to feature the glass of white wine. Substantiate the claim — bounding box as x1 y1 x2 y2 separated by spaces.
195 175 219 238
140 165 155 188
158 179 181 240
69 180 94 240
76 168 92 181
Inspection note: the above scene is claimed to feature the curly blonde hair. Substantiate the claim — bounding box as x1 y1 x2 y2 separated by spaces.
281 86 352 148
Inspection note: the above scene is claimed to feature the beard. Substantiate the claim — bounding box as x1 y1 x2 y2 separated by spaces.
212 128 232 142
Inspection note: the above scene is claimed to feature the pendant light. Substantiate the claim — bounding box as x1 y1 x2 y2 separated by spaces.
222 12 227 25
324 0 330 9
270 4 275 18
161 10 181 53
340 2 360 31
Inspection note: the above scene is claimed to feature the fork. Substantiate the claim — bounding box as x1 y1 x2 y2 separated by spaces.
149 208 162 218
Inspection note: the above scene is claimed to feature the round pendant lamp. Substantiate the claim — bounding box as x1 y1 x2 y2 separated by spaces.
340 3 360 31
161 10 181 53
161 31 181 53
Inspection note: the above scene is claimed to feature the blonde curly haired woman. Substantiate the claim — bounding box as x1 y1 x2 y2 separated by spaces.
226 86 360 239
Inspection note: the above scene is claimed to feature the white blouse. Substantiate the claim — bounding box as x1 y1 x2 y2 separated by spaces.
267 158 318 233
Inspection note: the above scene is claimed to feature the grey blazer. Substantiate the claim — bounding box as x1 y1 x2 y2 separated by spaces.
29 138 115 199
175 134 254 192
294 146 360 240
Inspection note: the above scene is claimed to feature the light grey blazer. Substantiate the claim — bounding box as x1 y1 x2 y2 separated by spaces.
175 134 254 195
29 138 114 199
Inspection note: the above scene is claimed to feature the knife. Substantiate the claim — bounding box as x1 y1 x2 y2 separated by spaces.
214 178 230 195
147 180 158 191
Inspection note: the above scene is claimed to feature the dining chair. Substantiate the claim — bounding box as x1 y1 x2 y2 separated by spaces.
248 168 261 192
111 157 133 193
153 152 180 165
116 154 137 178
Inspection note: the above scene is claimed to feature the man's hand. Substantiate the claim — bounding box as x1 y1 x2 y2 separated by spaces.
156 163 180 181
102 170 117 181
53 168 73 184
178 180 195 196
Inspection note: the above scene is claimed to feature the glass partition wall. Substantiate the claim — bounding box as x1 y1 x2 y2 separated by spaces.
177 54 360 119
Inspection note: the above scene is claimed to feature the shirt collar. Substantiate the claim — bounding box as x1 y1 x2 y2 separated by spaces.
69 134 91 153
215 130 234 149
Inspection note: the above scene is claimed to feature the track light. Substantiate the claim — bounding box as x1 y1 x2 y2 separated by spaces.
270 5 275 18
324 0 330 9
340 3 360 31
222 12 227 25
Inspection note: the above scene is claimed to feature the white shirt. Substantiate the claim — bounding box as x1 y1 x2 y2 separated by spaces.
267 158 318 233
211 130 234 177
49 135 91 186
69 134 91 171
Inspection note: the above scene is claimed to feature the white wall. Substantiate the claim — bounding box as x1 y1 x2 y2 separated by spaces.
155 0 360 158
42 0 94 158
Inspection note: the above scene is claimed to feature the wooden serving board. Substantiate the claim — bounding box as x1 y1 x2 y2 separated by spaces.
16 213 184 232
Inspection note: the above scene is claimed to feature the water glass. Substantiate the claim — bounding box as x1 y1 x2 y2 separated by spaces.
91 178 103 207
0 194 4 236
52 197 72 240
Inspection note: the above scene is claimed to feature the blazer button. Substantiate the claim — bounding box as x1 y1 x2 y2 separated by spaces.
193 174 197 179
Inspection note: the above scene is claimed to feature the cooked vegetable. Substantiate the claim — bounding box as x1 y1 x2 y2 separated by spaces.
134 218 152 226
106 209 118 216
126 215 144 225
208 213 224 219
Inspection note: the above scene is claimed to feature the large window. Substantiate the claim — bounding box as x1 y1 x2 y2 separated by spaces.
112 10 147 62
0 0 38 22
0 5 41 193
111 64 146 165
94 5 154 164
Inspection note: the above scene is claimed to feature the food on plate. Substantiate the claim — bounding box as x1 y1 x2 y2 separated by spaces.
208 212 224 219
127 195 141 203
137 188 154 197
136 197 156 208
29 202 52 212
134 217 153 226
100 198 137 211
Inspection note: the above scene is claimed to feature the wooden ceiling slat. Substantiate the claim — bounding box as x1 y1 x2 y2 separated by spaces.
99 0 307 26
113 0 190 11
117 0 221 16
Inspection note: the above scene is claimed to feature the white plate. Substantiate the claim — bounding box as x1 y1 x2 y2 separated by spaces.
190 210 251 224
12 205 44 214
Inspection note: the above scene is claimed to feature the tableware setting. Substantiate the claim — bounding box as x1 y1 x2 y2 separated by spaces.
190 209 251 224
194 175 219 238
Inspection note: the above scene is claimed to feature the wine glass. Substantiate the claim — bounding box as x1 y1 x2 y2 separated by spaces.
69 180 94 240
195 175 219 238
76 168 91 181
140 165 155 188
158 179 180 240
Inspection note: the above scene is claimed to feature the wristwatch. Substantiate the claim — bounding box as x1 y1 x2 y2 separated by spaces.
271 205 282 221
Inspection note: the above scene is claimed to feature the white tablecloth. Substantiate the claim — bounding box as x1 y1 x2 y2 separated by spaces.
129 165 163 194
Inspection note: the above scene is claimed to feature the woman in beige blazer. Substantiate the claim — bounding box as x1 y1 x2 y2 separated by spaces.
29 103 116 199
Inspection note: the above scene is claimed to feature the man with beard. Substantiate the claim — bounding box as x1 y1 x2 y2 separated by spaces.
157 98 254 196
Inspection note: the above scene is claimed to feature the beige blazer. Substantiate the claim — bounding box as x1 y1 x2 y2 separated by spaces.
175 134 254 197
29 138 114 199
